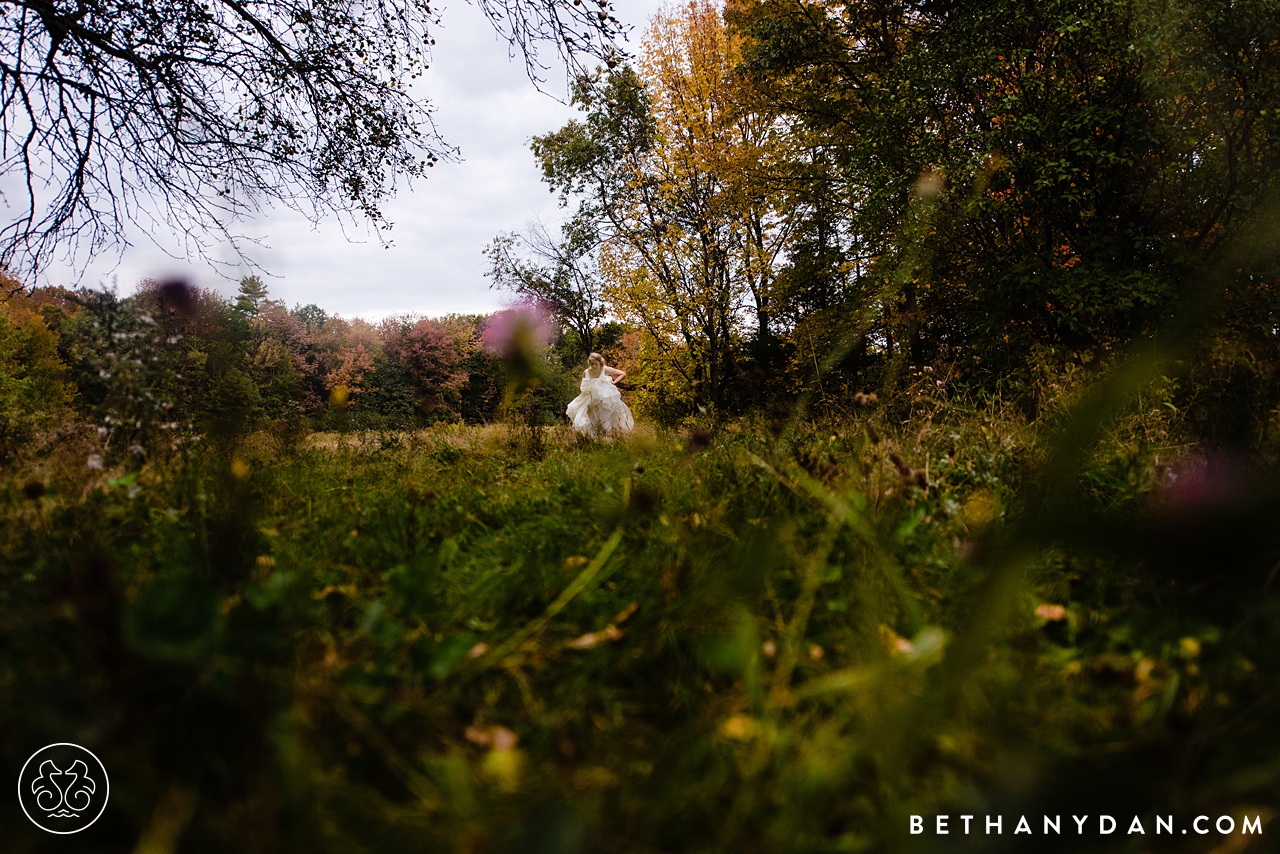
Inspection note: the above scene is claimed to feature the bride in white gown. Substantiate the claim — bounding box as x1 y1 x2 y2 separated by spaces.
566 352 634 437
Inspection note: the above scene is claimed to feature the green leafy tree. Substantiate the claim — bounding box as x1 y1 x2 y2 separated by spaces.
485 214 608 358
291 303 328 333
734 0 1280 373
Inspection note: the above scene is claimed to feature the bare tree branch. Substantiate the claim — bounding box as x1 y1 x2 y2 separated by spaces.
0 0 622 283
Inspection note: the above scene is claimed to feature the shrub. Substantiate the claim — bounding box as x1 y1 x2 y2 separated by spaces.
0 304 75 458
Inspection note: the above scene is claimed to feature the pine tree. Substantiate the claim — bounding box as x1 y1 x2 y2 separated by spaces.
234 276 269 316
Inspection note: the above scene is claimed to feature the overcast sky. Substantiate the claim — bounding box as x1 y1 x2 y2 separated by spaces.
51 0 663 320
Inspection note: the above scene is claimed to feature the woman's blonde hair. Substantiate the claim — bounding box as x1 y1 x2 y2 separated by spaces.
587 352 605 377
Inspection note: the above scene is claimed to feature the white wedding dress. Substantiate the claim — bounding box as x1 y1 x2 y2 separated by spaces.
566 369 634 437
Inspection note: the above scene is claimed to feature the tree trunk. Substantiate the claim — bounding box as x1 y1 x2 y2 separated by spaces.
905 279 921 364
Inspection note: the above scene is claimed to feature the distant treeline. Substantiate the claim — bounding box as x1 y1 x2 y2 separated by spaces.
0 275 640 461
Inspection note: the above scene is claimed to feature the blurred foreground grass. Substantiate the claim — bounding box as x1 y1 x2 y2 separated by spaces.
2 399 1278 853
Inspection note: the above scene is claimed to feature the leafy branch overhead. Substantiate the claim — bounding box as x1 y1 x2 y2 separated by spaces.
0 0 626 279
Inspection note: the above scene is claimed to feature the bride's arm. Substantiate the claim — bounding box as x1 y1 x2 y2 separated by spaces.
604 366 626 384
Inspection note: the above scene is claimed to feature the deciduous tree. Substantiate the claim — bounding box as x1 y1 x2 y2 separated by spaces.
485 214 607 357
0 0 626 279
533 0 792 410
733 0 1280 372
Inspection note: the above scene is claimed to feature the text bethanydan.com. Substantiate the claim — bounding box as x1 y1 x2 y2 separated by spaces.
910 814 1263 837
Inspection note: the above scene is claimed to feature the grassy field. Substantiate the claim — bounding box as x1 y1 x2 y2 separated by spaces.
3 392 1278 852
